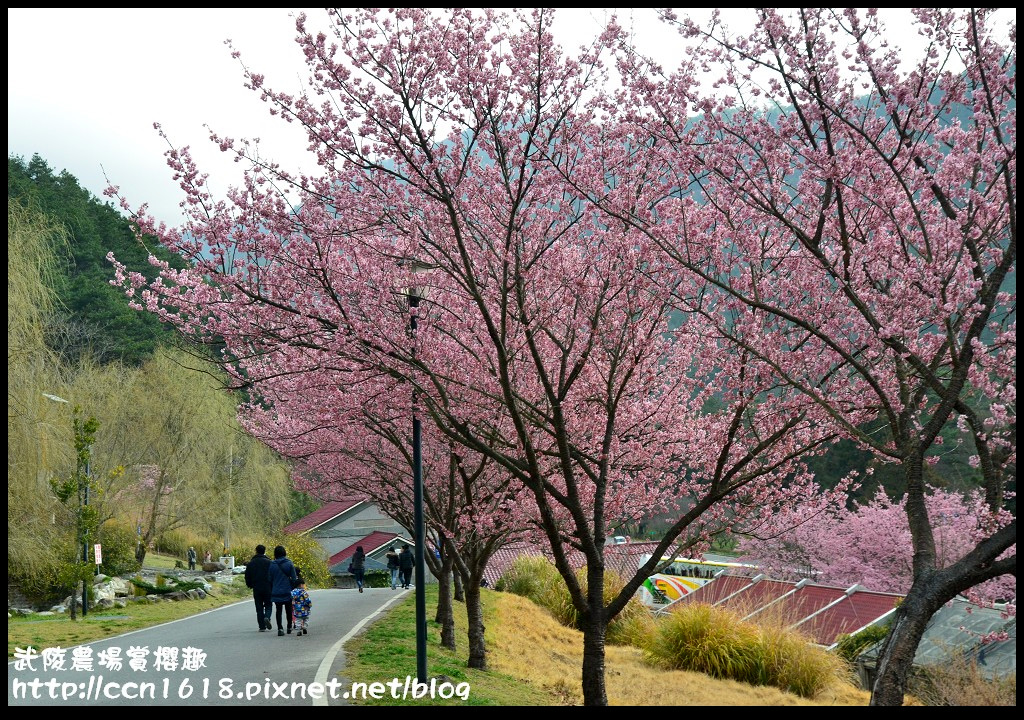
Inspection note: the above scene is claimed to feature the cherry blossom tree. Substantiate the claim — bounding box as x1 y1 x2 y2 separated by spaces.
107 9 848 704
584 7 1015 706
738 485 1016 604
241 371 528 669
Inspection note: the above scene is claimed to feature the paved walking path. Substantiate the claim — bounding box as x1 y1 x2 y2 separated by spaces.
8 586 409 706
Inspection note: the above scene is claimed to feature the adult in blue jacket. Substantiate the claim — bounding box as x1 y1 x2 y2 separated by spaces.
267 545 298 635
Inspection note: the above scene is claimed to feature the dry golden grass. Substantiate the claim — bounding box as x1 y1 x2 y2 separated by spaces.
487 590 875 706
911 650 1016 706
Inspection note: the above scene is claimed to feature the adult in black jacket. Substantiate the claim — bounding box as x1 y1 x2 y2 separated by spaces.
398 544 414 589
244 544 273 632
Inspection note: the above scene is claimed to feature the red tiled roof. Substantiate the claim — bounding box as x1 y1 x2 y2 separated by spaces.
328 531 409 569
729 578 796 614
283 498 366 535
672 573 903 646
606 542 658 578
793 588 902 645
787 585 849 623
484 539 666 587
679 573 754 605
482 540 558 586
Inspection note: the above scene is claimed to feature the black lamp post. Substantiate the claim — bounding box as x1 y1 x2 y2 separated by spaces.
408 271 429 684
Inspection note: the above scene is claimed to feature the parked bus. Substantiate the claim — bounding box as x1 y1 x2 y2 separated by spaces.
638 555 758 607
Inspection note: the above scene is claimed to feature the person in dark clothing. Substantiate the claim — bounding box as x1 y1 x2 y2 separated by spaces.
350 546 366 593
398 544 414 589
244 544 273 632
385 546 400 590
267 545 298 635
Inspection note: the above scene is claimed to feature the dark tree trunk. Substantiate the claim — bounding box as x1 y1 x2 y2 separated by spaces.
465 580 487 670
435 564 456 650
453 566 465 602
870 451 1016 705
580 611 608 706
580 563 608 706
870 585 940 705
68 584 79 621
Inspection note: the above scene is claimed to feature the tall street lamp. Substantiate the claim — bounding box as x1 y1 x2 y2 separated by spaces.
43 392 93 617
406 259 430 683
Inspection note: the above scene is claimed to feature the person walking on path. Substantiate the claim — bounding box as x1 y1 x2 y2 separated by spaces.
398 544 414 589
267 545 298 635
350 546 367 593
290 575 312 636
244 544 273 632
187 546 197 571
385 546 400 590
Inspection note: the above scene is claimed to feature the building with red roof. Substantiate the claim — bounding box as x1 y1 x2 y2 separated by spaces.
285 496 414 585
666 572 903 647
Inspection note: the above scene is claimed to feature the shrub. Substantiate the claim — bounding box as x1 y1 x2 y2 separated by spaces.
270 533 332 588
911 653 1016 706
644 603 846 698
608 604 657 647
753 622 848 697
495 554 560 599
96 522 142 576
834 623 891 663
364 569 391 588
9 534 79 607
646 603 761 679
602 569 657 646
495 555 655 646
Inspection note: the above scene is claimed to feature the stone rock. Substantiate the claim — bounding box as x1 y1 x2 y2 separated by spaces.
62 593 86 608
94 597 115 610
202 562 226 572
94 585 116 603
108 577 132 596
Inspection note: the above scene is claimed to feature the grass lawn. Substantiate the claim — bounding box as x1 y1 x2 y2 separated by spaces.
142 552 182 569
342 585 874 706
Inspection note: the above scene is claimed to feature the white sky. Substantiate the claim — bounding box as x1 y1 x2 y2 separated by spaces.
8 8 1012 228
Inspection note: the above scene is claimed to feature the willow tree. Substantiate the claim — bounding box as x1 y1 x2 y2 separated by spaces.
7 200 77 595
78 347 294 564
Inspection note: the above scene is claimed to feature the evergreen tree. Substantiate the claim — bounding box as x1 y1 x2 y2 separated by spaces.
8 153 187 365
